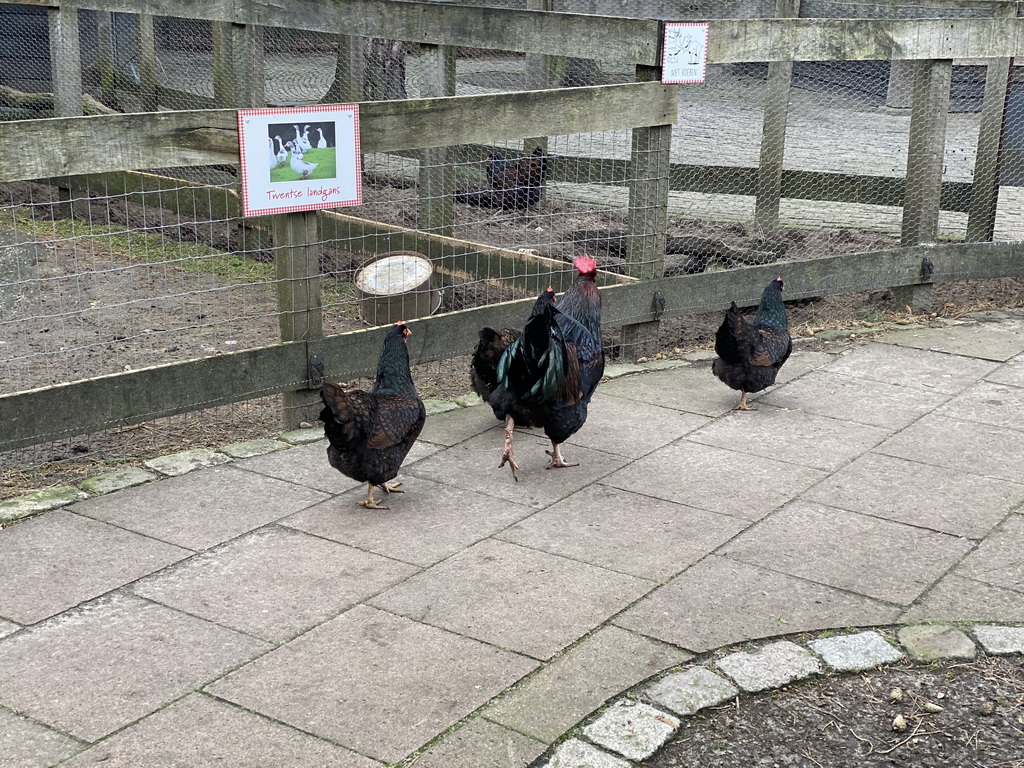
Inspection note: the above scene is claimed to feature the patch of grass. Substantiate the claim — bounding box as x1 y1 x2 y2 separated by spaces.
13 211 274 284
270 148 337 183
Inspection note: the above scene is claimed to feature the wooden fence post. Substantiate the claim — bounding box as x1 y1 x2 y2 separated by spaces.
410 42 456 236
897 59 951 312
525 0 554 156
213 22 264 107
48 5 85 219
324 36 366 103
622 62 672 361
966 2 1017 243
754 0 800 237
137 14 159 112
273 211 323 428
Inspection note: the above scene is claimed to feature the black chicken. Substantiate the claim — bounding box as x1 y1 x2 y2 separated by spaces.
712 276 792 410
319 322 426 509
486 146 548 209
471 255 604 480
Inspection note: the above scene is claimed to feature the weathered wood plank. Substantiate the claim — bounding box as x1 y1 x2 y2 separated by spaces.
707 18 1024 61
6 240 1024 450
47 6 82 118
902 59 952 248
0 82 676 183
12 0 663 64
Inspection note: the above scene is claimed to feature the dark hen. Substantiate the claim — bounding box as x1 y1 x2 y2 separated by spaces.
487 146 549 209
712 276 792 410
472 255 604 480
470 288 554 402
319 322 426 509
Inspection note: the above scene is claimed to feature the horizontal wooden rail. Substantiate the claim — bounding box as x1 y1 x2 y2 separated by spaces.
13 0 663 63
0 82 677 183
4 240 1023 451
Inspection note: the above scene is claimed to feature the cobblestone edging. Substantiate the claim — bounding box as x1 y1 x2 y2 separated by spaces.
539 625 1024 767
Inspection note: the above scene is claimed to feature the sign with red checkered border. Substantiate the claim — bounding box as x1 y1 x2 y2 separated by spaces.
238 104 362 217
662 22 709 84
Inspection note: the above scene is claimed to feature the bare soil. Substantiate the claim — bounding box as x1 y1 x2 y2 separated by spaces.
645 656 1024 768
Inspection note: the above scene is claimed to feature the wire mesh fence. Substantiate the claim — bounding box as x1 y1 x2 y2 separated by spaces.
3 1 1024 498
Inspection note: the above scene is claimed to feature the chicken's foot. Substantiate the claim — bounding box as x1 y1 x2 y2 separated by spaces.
545 442 578 470
735 391 756 411
498 415 520 481
358 482 390 510
381 482 404 494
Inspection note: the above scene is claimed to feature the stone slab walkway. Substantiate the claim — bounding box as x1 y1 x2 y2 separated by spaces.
2 313 1024 766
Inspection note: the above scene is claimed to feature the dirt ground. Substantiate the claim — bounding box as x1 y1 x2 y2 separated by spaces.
645 655 1024 768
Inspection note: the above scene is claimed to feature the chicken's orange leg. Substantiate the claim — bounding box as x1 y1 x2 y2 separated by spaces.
381 482 404 494
498 416 520 481
358 482 390 510
545 442 578 470
736 391 754 411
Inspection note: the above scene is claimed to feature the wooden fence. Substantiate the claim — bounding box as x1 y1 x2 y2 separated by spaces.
3 0 1024 452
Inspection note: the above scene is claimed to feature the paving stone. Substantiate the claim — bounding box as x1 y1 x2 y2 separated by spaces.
277 427 324 445
615 555 900 653
641 358 688 370
232 441 361 494
716 640 822 692
902 575 1024 623
758 350 834 393
417 404 500 447
803 452 1024 539
682 349 717 362
0 708 81 768
423 398 461 416
985 354 1024 388
62 693 378 768
370 539 653 660
973 625 1024 655
897 625 977 661
0 509 191 625
879 321 1024 362
0 486 88 523
218 438 290 459
71 465 328 551
582 700 678 760
79 467 158 495
645 666 738 716
568 394 710 459
825 343 999 394
411 717 546 768
808 630 904 671
208 605 537 764
143 448 231 476
543 738 631 768
936 380 1024 431
721 501 972 605
0 618 17 638
133 526 417 642
953 514 1024 594
598 366 737 417
454 392 485 407
406 431 630 510
602 362 646 379
498 484 747 581
760 370 949 429
876 414 1024 485
282 476 533 566
604 441 827 521
688 404 892 472
0 594 269 742
484 626 690 744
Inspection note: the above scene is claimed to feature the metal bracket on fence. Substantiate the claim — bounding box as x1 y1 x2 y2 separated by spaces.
651 290 666 320
308 354 325 389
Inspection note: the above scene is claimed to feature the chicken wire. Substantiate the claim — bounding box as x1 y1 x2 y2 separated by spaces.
3 1 1024 493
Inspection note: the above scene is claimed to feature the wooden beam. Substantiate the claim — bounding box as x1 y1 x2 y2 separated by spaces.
902 59 953 247
7 240 1024 451
412 43 457 237
14 0 663 64
0 82 677 183
47 6 82 118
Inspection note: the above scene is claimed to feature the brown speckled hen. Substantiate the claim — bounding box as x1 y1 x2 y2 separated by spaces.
319 322 425 509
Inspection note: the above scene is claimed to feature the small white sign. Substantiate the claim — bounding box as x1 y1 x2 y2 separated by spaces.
237 104 362 217
662 22 709 84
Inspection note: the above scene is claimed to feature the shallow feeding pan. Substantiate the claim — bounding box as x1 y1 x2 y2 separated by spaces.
354 251 441 326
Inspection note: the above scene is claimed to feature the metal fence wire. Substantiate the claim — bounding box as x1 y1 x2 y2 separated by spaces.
2 0 1024 495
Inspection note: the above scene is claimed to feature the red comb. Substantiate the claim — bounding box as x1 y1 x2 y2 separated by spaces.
573 254 597 274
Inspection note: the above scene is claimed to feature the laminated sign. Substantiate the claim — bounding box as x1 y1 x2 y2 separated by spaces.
662 22 709 84
238 104 362 216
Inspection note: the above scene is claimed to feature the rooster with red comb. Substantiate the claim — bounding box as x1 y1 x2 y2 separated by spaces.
470 254 605 480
